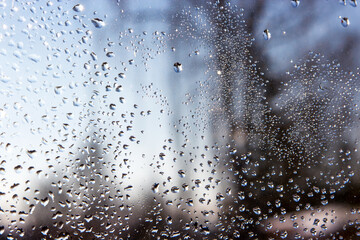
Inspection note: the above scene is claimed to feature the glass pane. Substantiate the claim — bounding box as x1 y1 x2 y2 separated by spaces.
0 0 359 239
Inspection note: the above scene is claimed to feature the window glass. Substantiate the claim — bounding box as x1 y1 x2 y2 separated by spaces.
0 0 360 239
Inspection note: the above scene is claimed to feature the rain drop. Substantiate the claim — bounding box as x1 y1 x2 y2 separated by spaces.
178 169 185 178
91 18 106 28
152 183 159 193
173 62 182 73
340 17 350 27
73 4 84 12
263 29 271 40
291 0 300 7
106 52 115 58
293 194 300 202
109 103 116 110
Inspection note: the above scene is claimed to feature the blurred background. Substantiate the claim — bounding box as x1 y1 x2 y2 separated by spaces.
0 0 360 239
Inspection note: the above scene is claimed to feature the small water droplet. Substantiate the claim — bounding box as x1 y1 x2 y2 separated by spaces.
340 16 350 27
339 0 346 6
253 207 261 215
109 103 116 110
291 0 300 7
293 194 300 202
263 29 271 40
166 216 173 225
90 52 97 61
41 197 49 206
73 4 84 12
106 52 115 58
280 231 288 239
118 72 126 79
152 183 159 193
173 62 182 73
41 226 49 235
91 18 105 28
171 186 179 193
27 150 37 159
178 169 185 178
350 0 357 7
54 86 63 95
28 54 41 63
73 97 81 106
115 85 123 92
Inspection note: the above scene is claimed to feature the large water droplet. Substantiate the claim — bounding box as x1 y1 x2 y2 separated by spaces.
73 4 84 12
91 18 105 28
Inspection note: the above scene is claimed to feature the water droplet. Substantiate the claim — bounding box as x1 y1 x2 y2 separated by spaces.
253 206 261 215
27 150 37 159
171 186 179 193
109 103 116 110
41 226 49 235
73 4 84 12
91 18 105 28
118 72 126 79
173 62 182 73
14 165 23 173
216 193 225 201
73 97 82 106
41 197 49 206
280 231 288 239
186 198 193 206
54 86 63 95
293 194 300 202
263 29 271 40
339 0 346 5
350 0 357 7
115 85 123 92
28 54 41 63
159 153 165 160
152 183 159 193
90 52 97 61
106 52 115 58
178 169 185 178
291 0 300 7
340 17 350 27
166 216 173 225
124 185 133 191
